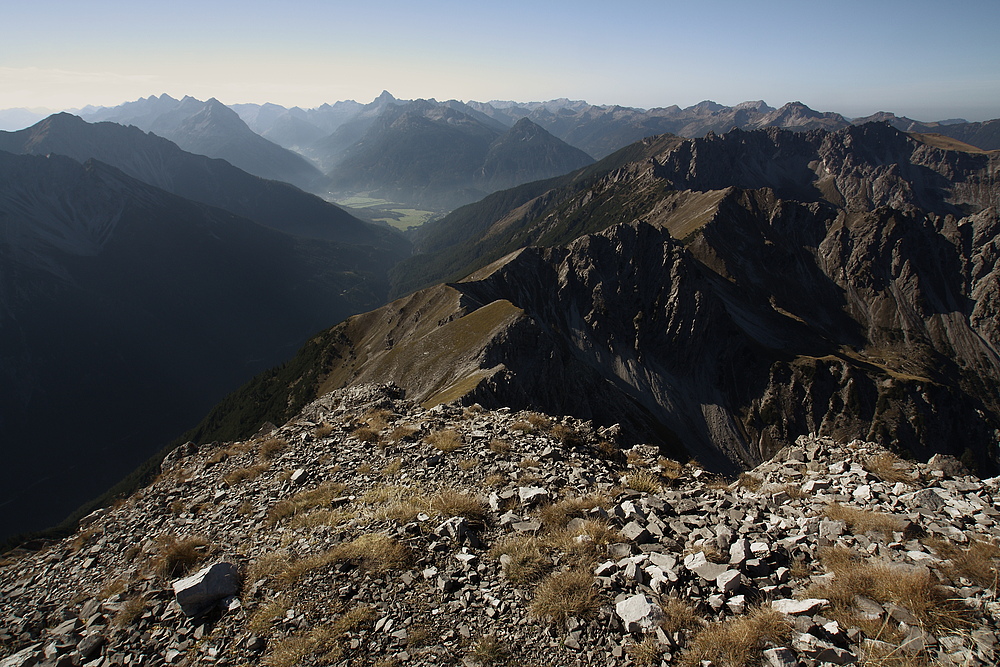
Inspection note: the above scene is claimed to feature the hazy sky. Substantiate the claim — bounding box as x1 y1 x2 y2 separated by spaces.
2 0 998 121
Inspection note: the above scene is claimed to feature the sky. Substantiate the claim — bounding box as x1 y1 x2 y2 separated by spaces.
2 0 998 122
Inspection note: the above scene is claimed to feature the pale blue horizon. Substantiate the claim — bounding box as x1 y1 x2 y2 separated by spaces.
1 0 998 122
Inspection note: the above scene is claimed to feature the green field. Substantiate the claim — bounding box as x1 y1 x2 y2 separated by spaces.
332 196 439 230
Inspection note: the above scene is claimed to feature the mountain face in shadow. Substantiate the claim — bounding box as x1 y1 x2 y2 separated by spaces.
194 124 1000 479
81 95 324 191
0 150 407 542
0 113 403 249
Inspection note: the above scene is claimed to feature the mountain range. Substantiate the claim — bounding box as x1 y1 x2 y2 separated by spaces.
79 94 325 191
189 124 1000 480
1 90 999 548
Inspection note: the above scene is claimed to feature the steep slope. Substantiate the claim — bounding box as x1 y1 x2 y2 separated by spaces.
82 95 324 190
0 113 406 249
478 118 594 192
0 152 402 542
197 124 1000 478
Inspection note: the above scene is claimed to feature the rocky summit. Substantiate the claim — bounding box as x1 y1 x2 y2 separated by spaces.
3 384 1000 666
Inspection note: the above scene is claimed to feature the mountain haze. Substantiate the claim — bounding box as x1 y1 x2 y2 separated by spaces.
82 95 324 190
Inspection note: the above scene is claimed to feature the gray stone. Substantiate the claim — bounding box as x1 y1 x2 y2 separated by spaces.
172 562 241 617
0 645 41 667
772 598 828 615
716 569 743 594
517 486 549 506
793 632 857 664
615 594 663 633
762 647 798 667
683 551 728 581
621 521 652 543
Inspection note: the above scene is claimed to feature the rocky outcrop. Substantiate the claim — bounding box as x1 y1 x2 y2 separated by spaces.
3 384 1000 666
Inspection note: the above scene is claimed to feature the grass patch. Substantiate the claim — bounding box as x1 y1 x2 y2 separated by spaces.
223 463 269 486
925 538 1000 588
489 438 511 454
626 636 664 666
249 595 290 634
112 595 147 628
388 424 420 442
490 535 552 585
824 503 907 536
805 547 974 635
537 494 609 528
351 426 380 444
681 606 792 667
625 471 662 493
529 568 600 625
471 634 508 665
153 536 210 579
314 423 335 438
276 533 410 587
427 428 464 453
259 438 288 460
864 453 919 486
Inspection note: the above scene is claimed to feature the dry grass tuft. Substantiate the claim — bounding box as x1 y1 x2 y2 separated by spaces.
737 473 763 491
529 568 600 625
510 420 535 434
926 538 1000 588
863 452 919 486
490 535 552 585
387 424 419 442
625 635 664 666
824 504 907 536
537 494 609 528
806 547 974 635
659 457 684 479
246 552 290 585
681 606 792 667
223 463 269 486
660 597 703 634
276 533 410 587
551 423 584 447
488 438 511 454
266 500 298 525
543 520 622 566
381 458 403 476
314 423 335 438
429 490 488 523
259 438 288 460
248 595 290 634
265 605 376 667
426 428 464 453
471 634 509 665
625 471 662 493
153 536 210 579
483 473 508 488
527 413 552 431
518 457 541 468
112 595 147 628
351 426 380 444
266 481 349 526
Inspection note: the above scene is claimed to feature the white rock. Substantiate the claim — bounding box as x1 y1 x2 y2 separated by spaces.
615 593 663 633
772 598 829 615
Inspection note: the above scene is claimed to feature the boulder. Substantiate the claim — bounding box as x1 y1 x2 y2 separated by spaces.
172 562 241 617
615 594 663 633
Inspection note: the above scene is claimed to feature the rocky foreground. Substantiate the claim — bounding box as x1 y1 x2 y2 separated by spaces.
3 384 1000 667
